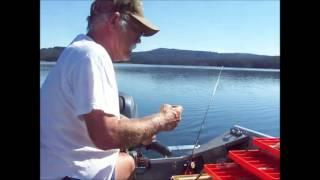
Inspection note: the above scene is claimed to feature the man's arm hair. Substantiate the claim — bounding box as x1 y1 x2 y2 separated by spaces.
83 110 161 150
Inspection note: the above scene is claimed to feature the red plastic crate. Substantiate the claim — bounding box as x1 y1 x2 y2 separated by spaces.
204 163 260 180
229 150 280 180
253 138 280 159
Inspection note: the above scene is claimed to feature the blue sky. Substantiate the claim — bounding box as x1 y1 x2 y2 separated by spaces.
41 0 279 56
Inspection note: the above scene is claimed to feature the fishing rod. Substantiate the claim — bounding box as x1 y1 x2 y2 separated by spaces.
184 66 224 174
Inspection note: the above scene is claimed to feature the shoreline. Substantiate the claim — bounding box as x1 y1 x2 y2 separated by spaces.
40 61 279 72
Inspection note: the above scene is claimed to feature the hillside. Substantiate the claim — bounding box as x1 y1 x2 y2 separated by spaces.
40 47 279 69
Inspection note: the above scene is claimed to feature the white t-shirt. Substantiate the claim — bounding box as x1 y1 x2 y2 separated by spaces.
41 34 120 180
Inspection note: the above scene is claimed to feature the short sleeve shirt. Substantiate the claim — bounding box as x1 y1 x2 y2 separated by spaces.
41 34 120 180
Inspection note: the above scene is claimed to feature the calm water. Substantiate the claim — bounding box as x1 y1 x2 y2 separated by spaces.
41 63 279 150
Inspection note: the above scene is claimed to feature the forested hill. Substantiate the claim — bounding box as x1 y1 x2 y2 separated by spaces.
40 47 279 69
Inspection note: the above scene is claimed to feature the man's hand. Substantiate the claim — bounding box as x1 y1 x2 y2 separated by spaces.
156 104 183 131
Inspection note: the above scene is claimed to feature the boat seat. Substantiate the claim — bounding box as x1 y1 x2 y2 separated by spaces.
119 91 138 118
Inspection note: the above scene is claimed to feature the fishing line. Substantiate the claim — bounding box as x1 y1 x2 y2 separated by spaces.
184 66 224 174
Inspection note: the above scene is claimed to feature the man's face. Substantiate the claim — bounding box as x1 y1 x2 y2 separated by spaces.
115 17 142 61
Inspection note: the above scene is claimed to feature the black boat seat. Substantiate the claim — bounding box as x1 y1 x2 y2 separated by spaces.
119 91 138 118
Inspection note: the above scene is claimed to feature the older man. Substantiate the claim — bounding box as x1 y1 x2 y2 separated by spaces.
40 0 183 179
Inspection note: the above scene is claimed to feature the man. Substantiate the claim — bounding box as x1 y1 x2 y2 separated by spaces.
40 0 183 179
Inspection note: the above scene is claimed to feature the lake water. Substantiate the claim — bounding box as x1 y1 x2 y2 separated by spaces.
41 63 279 152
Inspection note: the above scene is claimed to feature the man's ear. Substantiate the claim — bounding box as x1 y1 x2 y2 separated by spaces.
109 12 121 27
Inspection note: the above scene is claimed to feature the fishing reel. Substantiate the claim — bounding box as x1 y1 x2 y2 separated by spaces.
230 127 247 137
130 150 150 169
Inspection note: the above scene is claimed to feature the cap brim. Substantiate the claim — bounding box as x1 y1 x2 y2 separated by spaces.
130 14 159 37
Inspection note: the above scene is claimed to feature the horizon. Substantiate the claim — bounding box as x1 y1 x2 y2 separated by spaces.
40 47 279 57
41 0 279 56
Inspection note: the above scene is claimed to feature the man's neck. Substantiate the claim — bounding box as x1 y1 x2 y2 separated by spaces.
87 30 115 60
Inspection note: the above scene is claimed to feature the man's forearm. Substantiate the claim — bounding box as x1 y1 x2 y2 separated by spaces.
110 114 162 149
84 105 181 150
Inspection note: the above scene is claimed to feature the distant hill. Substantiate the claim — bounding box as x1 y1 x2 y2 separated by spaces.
40 47 65 61
40 47 279 69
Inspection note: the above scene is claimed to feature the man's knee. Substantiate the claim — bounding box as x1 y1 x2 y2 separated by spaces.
115 152 136 180
120 152 135 171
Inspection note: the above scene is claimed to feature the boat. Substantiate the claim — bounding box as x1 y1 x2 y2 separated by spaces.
119 92 280 180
